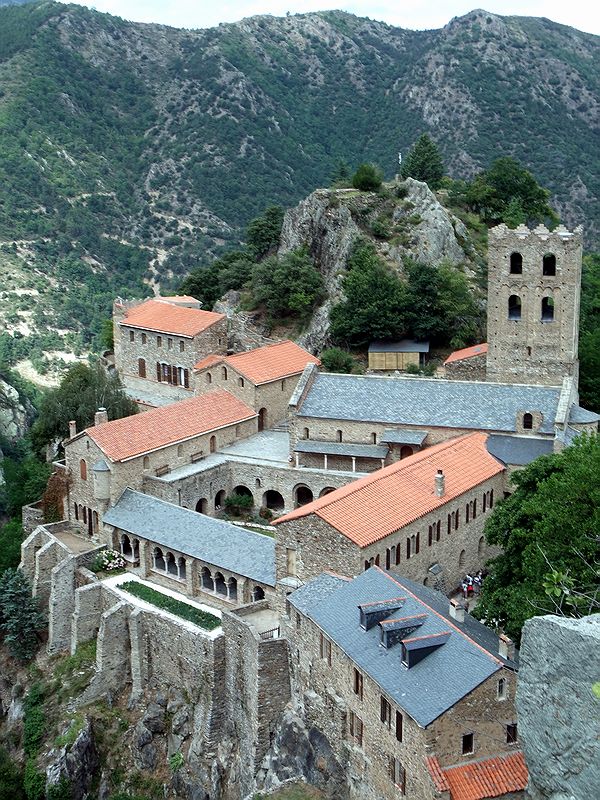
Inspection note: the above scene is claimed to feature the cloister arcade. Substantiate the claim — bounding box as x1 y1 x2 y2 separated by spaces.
189 481 342 519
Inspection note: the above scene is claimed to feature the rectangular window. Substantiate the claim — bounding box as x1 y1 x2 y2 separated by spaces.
447 513 452 535
286 547 297 577
141 332 147 344
349 711 363 748
168 338 173 350
436 520 441 541
319 633 332 667
129 330 135 342
466 503 470 523
179 340 185 352
295 612 301 631
506 723 518 744
353 668 364 700
497 677 507 700
395 710 403 742
462 732 474 755
380 696 392 729
390 757 406 794
157 335 162 347
455 510 460 530
428 525 433 547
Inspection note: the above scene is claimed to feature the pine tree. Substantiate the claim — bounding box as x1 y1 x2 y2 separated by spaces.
400 133 445 189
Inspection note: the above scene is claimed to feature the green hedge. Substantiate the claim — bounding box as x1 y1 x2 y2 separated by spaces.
119 582 221 630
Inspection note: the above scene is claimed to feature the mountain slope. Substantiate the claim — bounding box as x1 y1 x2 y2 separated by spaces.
0 3 598 367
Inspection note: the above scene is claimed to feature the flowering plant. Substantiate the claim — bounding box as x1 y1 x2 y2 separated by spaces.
92 549 126 573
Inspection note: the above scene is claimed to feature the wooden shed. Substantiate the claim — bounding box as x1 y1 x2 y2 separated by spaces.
368 340 429 371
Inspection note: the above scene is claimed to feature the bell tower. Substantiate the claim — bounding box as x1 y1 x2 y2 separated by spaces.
486 223 582 387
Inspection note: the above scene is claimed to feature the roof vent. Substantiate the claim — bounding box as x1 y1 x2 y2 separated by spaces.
379 614 427 649
499 633 515 660
435 469 445 497
449 599 466 623
401 632 451 668
359 597 406 631
94 407 109 426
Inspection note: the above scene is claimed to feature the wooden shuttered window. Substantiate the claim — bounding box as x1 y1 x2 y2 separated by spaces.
395 710 403 742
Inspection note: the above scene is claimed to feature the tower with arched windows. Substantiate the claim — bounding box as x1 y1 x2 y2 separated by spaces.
485 222 582 387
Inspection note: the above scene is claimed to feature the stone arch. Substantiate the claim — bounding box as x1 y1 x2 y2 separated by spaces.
509 252 522 274
252 585 265 601
294 484 314 507
543 253 556 276
228 576 238 602
177 557 187 580
541 295 555 322
508 294 522 320
258 407 267 432
459 549 466 569
303 427 309 439
166 552 178 576
210 435 217 453
234 485 253 501
196 498 208 514
121 533 133 559
201 566 214 592
153 547 166 572
221 366 228 380
215 489 227 510
319 487 336 498
400 445 413 459
214 572 227 596
523 412 533 430
263 489 284 511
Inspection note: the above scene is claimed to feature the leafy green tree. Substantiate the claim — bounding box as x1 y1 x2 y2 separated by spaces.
30 362 138 452
251 248 323 320
475 434 600 643
579 253 600 412
0 453 50 517
464 157 558 226
179 260 225 309
0 569 45 661
245 206 284 261
0 520 23 573
400 133 445 189
330 241 409 347
0 746 25 800
320 347 355 373
352 163 383 192
99 319 114 352
216 252 255 295
330 159 351 187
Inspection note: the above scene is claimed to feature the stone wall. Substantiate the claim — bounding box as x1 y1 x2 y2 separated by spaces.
517 614 600 800
22 501 44 535
444 354 487 381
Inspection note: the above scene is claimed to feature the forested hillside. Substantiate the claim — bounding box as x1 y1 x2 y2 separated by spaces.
0 2 599 367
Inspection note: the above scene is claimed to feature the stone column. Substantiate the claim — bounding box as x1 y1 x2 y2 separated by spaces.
138 540 148 578
185 557 194 596
351 456 356 472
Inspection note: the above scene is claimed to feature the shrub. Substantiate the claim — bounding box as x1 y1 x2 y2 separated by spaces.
320 347 355 374
352 163 383 192
0 570 45 661
169 752 184 772
224 492 254 515
90 549 126 573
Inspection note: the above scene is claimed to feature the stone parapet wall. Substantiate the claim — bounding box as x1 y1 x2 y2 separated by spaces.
22 501 44 535
444 354 487 382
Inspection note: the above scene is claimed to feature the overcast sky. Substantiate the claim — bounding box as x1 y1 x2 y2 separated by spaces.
72 1 600 36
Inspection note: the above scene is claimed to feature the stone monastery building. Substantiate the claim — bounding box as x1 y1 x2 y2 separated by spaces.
22 222 597 800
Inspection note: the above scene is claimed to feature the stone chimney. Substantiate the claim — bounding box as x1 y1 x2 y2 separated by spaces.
94 407 109 426
68 420 77 438
499 633 515 660
449 598 465 623
435 469 445 497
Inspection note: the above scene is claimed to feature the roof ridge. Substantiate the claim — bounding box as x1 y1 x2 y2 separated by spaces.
375 567 503 667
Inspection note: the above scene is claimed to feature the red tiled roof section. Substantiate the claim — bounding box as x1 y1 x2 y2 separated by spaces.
194 354 225 371
86 390 256 461
444 343 488 365
273 433 504 546
121 299 225 337
194 340 320 383
439 752 528 800
426 756 450 792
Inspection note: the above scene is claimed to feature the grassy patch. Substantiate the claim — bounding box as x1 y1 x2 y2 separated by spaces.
51 639 97 701
119 581 221 630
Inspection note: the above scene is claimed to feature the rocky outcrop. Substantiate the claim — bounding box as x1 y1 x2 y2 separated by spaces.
0 377 33 442
46 718 100 800
517 614 600 800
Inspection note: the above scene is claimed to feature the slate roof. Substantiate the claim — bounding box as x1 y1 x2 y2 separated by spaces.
486 434 554 466
194 340 320 384
427 752 528 800
369 339 430 353
120 299 224 337
274 433 505 547
86 390 256 462
104 489 275 585
444 343 488 365
568 405 600 424
297 372 583 435
294 440 389 459
380 429 428 445
289 567 514 727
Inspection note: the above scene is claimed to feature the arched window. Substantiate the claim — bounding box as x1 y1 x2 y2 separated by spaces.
337 430 343 443
206 372 212 384
80 459 87 481
238 377 244 387
509 252 522 274
472 499 477 519
177 444 184 457
497 677 507 699
541 296 554 322
221 366 228 380
210 435 216 453
303 427 309 439
179 341 185 352
138 358 146 378
543 253 556 276
428 525 433 547
143 456 150 470
483 492 487 512
523 413 533 430
400 446 413 459
395 543 401 565
459 549 466 568
371 432 377 444
508 295 522 320
478 536 485 557
489 489 494 508
129 330 135 342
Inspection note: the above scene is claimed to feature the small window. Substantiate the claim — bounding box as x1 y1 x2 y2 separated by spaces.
543 253 556 276
295 612 301 631
390 757 406 794
209 435 216 454
380 696 392 728
143 456 150 470
428 525 433 547
129 330 135 342
349 711 363 748
466 503 470 523
527 346 532 357
447 513 452 535
221 366 228 380
541 296 554 322
478 536 485 557
177 444 184 457
459 549 466 568
168 338 173 350
157 336 162 347
406 537 411 560
508 294 522 320
436 520 441 541
353 668 364 700
138 358 146 378
79 459 87 481
371 432 377 444
395 711 403 743
509 252 523 274
179 341 185 352
303 427 309 440
337 430 343 443
497 677 507 700
141 332 147 345
319 633 332 667
281 379 285 391
462 732 474 755
506 723 518 744
239 377 244 387
472 499 477 519
523 413 533 430
74 504 79 520
206 372 212 384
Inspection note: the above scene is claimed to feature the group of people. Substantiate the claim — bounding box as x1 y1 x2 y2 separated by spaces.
461 570 485 599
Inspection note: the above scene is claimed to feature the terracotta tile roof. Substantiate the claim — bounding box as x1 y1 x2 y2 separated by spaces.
273 433 504 546
194 340 320 384
120 299 225 337
86 390 256 461
160 295 199 304
194 354 225 371
427 752 528 800
444 343 488 365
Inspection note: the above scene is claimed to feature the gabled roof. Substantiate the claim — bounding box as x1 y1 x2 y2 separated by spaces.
104 489 275 585
296 372 574 434
274 433 504 547
194 340 320 384
85 390 256 462
444 343 489 365
427 752 528 800
486 434 553 466
120 299 224 337
369 339 430 353
289 567 514 727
